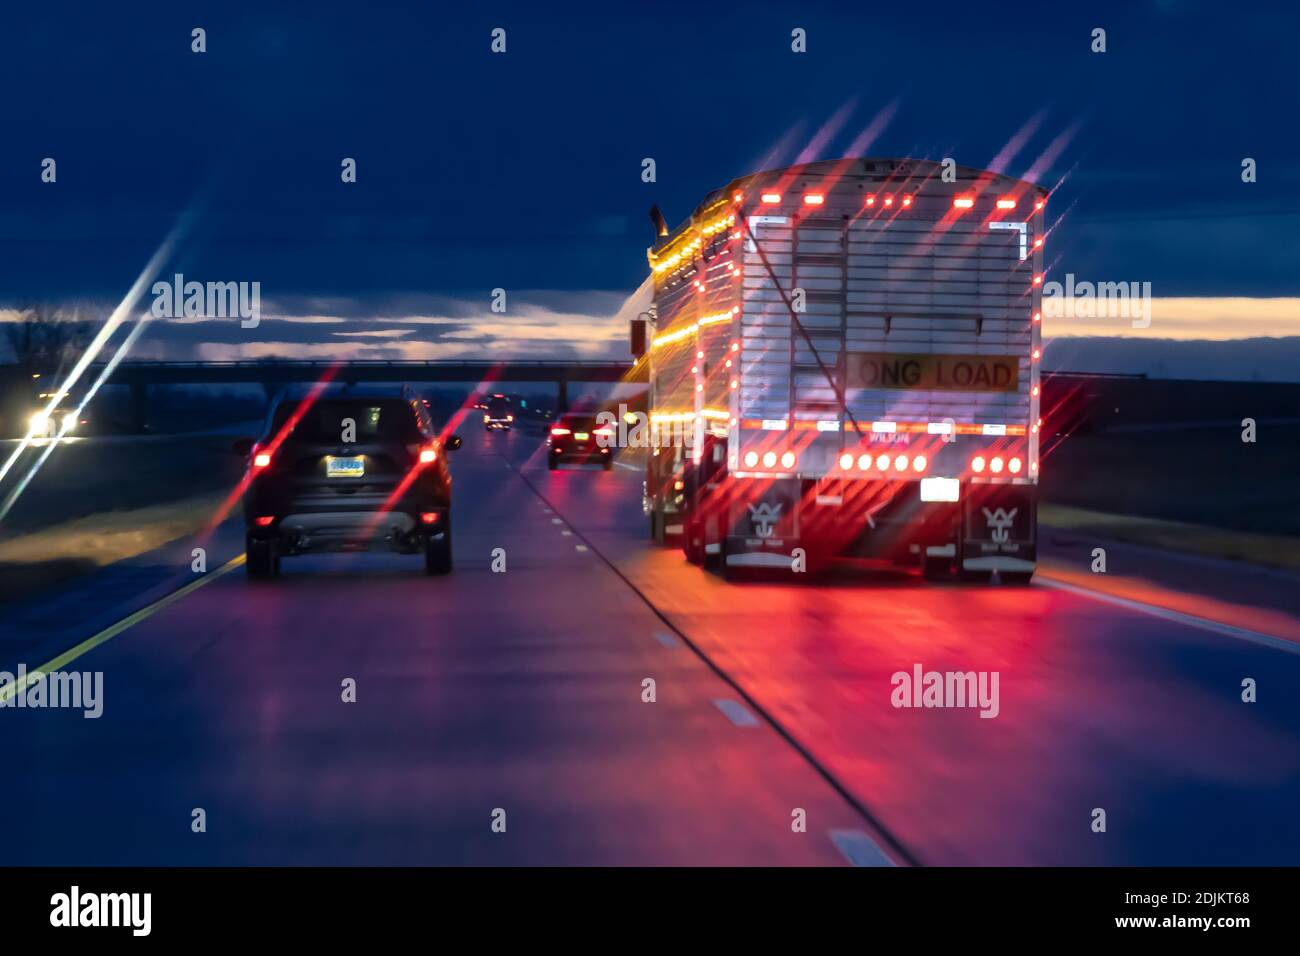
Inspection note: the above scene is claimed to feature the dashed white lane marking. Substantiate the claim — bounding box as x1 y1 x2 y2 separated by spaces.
652 630 681 648
1039 577 1300 657
713 699 759 727
551 518 562 524
829 829 895 867
614 461 640 472
575 545 589 552
561 530 572 536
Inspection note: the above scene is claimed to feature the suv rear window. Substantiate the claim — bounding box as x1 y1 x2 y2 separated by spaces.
560 415 598 430
487 397 512 415
270 399 421 443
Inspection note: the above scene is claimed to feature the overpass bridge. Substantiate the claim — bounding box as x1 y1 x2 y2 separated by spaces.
89 359 647 423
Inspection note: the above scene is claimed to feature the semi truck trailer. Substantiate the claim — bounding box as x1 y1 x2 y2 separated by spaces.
635 157 1046 582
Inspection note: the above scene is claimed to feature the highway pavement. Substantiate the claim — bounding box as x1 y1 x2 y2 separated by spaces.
4 426 1299 865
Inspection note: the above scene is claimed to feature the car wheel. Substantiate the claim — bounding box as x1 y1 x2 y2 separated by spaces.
602 458 613 471
1001 570 1035 586
424 525 452 575
548 457 558 471
246 536 277 579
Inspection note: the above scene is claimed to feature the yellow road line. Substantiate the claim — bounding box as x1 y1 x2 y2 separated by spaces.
0 554 244 702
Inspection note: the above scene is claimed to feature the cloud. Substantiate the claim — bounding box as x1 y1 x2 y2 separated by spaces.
1044 297 1300 340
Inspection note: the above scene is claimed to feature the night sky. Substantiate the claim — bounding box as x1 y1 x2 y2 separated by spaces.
0 1 1296 364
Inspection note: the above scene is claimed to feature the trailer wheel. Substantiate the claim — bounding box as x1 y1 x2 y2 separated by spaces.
1001 570 1035 586
683 518 705 565
922 556 952 581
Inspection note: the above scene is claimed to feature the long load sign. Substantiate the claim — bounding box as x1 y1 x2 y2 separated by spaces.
846 352 1020 392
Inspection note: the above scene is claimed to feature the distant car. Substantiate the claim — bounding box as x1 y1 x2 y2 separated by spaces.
237 385 462 579
25 388 91 439
484 395 514 431
547 413 614 470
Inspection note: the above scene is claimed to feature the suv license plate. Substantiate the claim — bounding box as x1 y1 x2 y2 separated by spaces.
325 456 365 478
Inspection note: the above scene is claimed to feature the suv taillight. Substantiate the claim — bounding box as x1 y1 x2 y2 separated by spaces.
252 446 272 469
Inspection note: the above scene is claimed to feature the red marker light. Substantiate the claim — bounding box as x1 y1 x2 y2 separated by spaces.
883 195 894 207
803 193 824 205
254 515 274 527
760 192 781 204
420 511 440 524
418 446 437 464
996 198 1017 209
252 451 271 469
901 195 913 207
865 194 876 206
953 196 975 209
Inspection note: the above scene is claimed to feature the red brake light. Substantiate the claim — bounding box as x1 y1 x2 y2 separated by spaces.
418 446 437 464
252 450 272 469
420 511 440 524
593 426 614 437
254 516 274 527
550 427 571 437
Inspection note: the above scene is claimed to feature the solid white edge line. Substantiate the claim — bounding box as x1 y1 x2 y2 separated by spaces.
1038 577 1300 657
829 829 896 867
614 461 640 472
712 698 760 727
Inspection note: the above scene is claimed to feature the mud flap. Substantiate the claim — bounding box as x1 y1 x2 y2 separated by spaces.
961 485 1037 573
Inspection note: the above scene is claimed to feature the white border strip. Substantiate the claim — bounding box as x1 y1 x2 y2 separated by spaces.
1039 577 1300 656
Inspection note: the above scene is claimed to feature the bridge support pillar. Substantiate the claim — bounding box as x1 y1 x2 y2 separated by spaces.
556 379 568 414
130 383 149 433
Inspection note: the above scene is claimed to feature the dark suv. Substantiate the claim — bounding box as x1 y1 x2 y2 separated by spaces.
483 394 513 431
236 386 461 578
547 413 614 470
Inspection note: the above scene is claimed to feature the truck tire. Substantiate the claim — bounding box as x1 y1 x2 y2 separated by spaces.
922 555 952 581
683 519 705 565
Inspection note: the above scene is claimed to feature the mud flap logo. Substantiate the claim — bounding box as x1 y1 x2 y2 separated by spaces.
982 507 1018 543
748 501 783 538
